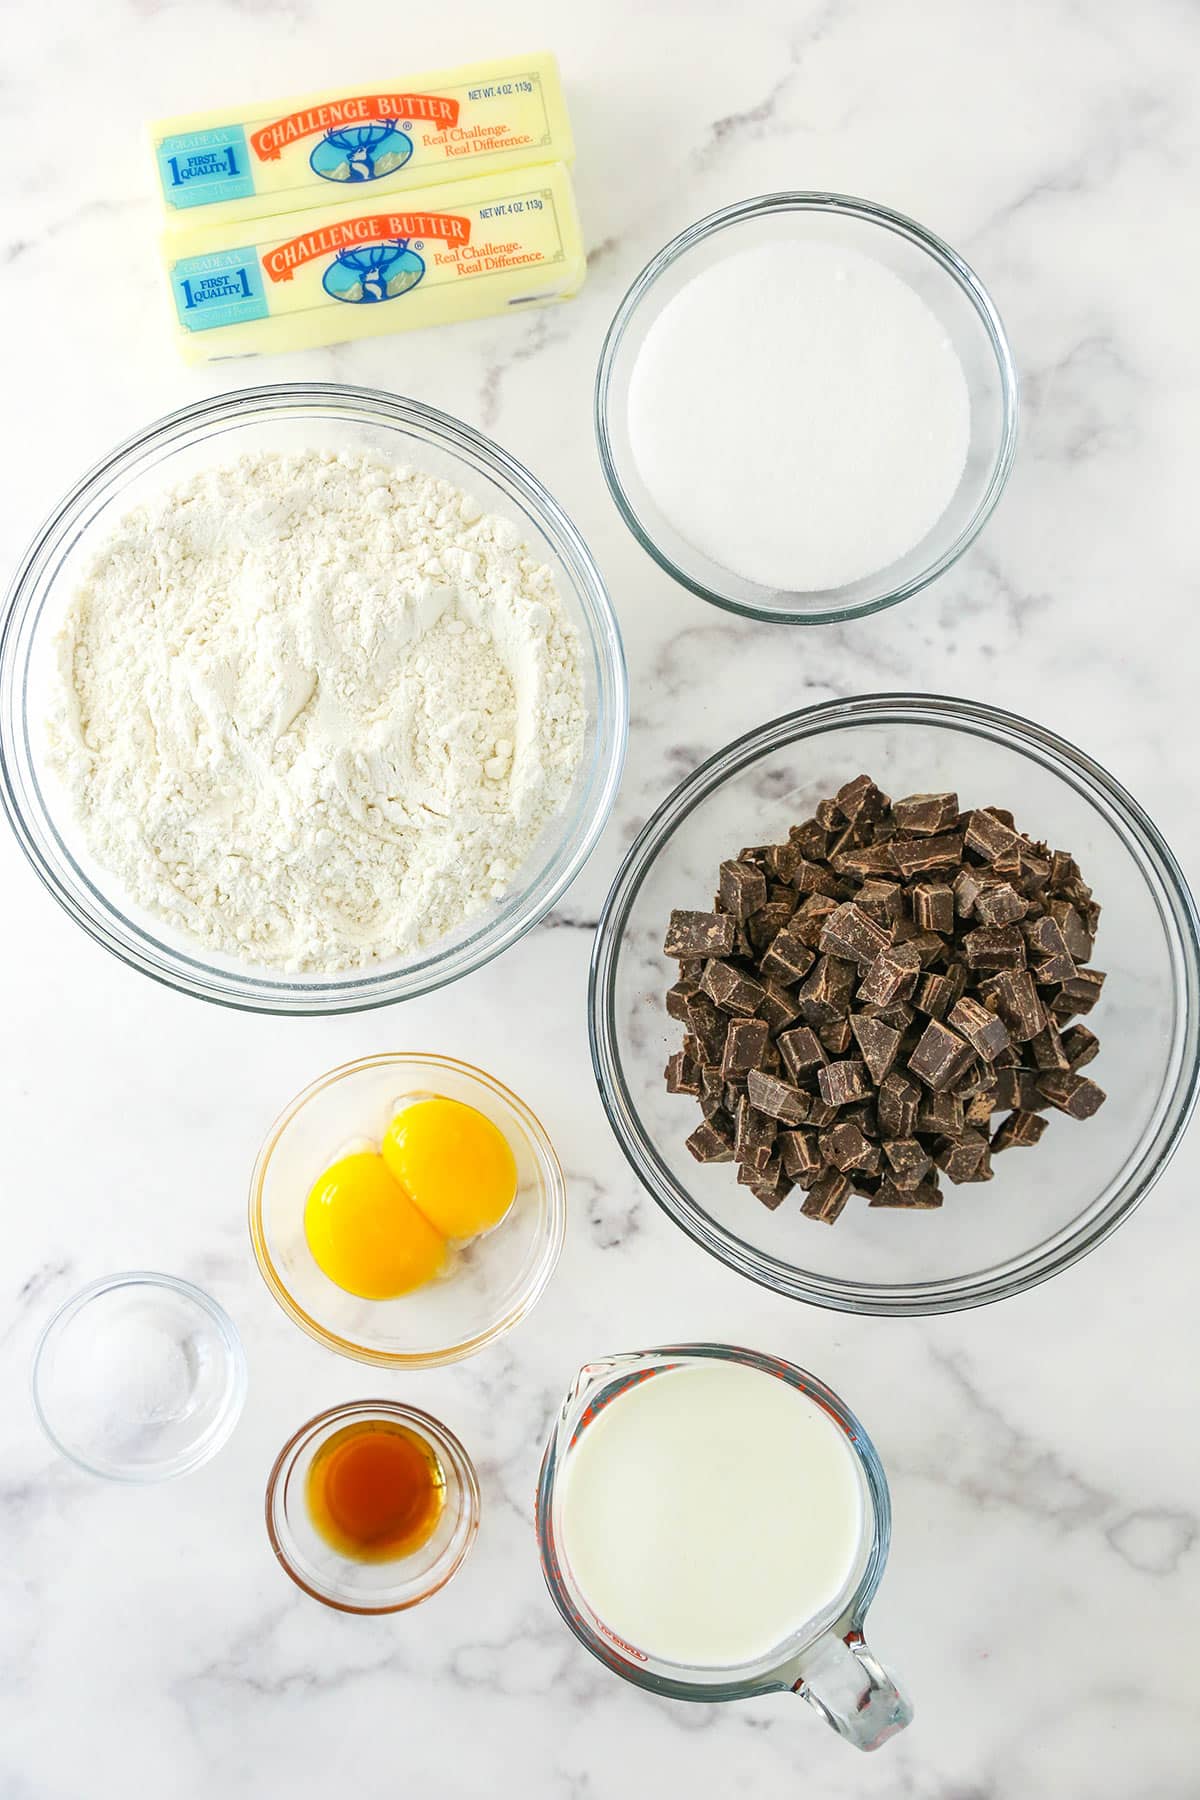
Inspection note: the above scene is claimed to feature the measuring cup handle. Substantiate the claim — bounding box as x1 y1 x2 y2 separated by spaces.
792 1628 913 1751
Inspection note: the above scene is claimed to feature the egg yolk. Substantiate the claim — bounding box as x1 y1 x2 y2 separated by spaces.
304 1151 446 1300
382 1097 517 1241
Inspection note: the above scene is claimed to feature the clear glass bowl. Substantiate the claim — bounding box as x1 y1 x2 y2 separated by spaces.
0 382 627 1014
589 695 1200 1315
266 1400 480 1614
596 193 1017 624
31 1272 247 1481
250 1052 566 1366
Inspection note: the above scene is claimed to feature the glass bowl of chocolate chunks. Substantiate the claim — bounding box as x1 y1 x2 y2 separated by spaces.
589 694 1200 1315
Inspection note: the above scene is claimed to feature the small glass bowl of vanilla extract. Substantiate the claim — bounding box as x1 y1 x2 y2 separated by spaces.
266 1400 480 1612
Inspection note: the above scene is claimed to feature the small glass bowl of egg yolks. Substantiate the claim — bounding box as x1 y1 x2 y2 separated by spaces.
304 1096 518 1301
249 1054 566 1369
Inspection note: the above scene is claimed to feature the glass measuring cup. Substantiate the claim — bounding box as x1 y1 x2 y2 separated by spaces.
535 1343 912 1751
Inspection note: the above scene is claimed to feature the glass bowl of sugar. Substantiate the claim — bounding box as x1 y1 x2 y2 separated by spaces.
596 192 1018 624
31 1272 247 1481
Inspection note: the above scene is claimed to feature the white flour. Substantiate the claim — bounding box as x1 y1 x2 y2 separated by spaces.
48 450 585 973
628 239 971 591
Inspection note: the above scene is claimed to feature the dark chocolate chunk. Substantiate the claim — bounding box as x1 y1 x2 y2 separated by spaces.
756 978 801 1035
869 1177 943 1209
830 842 903 880
1036 1070 1107 1119
721 1017 771 1080
850 1014 901 1085
973 880 1027 926
889 833 964 880
684 993 728 1064
934 1130 992 1185
836 773 891 825
747 899 797 952
701 959 766 1017
962 925 1027 972
993 1068 1049 1112
858 942 922 1007
818 1017 854 1055
792 894 841 948
914 970 962 1020
746 1069 810 1125
1061 1025 1100 1070
1023 915 1069 961
992 1109 1048 1151
883 1137 933 1190
964 1088 998 1127
985 970 1044 1041
664 1049 700 1095
1055 968 1106 1015
1030 1020 1070 1071
778 1024 828 1081
1033 951 1078 986
759 928 816 986
793 859 840 899
717 859 767 920
686 1116 735 1163
817 1060 871 1108
779 1129 822 1180
963 809 1020 862
947 995 1011 1063
816 1121 872 1173
917 1090 965 1137
734 1094 777 1163
908 1020 973 1092
892 791 959 836
665 910 735 959
855 878 907 923
789 818 831 861
954 866 984 918
765 841 802 884
666 977 699 1023
806 1097 840 1129
746 1156 794 1210
819 901 892 968
912 881 955 935
800 1169 852 1224
698 1066 725 1118
878 1070 921 1137
1047 899 1094 962
797 954 858 1024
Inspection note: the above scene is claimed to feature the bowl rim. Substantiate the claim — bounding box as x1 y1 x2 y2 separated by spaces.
264 1397 481 1614
248 1051 567 1366
30 1270 248 1482
588 692 1200 1315
595 191 1019 625
0 380 628 1015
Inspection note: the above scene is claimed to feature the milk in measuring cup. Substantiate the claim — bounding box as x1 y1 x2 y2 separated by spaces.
558 1360 866 1667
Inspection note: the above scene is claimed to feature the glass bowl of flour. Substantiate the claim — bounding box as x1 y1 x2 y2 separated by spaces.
0 383 627 1012
596 192 1018 624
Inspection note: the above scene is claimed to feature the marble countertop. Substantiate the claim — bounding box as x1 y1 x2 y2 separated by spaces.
3 1 1198 1794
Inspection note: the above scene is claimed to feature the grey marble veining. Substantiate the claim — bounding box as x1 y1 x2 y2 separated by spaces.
2 1 1199 1795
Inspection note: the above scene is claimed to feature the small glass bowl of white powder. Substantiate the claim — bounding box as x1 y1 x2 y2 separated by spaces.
32 1272 247 1481
597 192 1018 624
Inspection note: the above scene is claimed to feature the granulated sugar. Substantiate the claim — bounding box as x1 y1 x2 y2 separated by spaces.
628 240 970 592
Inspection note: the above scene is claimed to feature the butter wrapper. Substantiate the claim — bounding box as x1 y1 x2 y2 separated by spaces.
150 52 573 229
162 162 585 361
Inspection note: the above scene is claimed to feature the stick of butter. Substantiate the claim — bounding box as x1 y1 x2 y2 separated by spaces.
162 162 585 362
150 52 573 229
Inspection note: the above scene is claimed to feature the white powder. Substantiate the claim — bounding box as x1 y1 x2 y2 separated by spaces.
56 1314 194 1460
48 450 585 973
628 239 971 592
